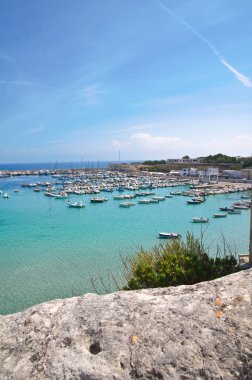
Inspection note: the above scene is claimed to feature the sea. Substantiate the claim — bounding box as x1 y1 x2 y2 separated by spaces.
0 163 250 314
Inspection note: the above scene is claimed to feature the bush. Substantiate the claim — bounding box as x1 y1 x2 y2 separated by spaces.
121 233 240 290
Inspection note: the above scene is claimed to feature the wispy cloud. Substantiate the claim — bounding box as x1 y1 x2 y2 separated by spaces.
29 126 44 134
0 53 14 63
83 84 104 107
130 132 189 146
220 60 252 88
0 80 61 91
155 0 252 88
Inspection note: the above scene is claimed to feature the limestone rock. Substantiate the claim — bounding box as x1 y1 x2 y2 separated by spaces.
0 269 252 379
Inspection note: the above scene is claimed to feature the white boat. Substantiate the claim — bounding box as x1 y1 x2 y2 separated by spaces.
159 232 182 239
187 199 201 204
228 209 241 215
150 198 159 203
213 213 227 218
192 217 209 223
118 202 135 207
90 197 109 203
68 201 85 208
138 198 151 204
232 203 250 210
52 193 69 199
3 193 9 198
152 196 165 201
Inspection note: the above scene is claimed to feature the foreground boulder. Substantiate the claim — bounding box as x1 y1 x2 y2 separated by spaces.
0 269 252 379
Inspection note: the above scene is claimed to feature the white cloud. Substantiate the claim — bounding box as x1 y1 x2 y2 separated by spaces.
111 139 130 149
130 133 189 146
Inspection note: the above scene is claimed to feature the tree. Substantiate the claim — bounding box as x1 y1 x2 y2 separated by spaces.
182 155 190 159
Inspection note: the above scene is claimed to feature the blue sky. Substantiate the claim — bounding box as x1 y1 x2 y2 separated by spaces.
0 0 252 163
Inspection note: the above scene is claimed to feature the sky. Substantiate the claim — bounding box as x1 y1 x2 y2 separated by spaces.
0 0 252 163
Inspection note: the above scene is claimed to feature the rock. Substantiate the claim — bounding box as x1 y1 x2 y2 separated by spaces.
0 269 252 379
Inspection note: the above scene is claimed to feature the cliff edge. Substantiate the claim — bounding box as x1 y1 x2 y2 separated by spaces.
0 269 252 379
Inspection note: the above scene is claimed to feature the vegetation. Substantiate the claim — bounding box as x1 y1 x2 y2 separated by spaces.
202 153 239 163
121 233 239 290
242 157 252 169
142 160 166 165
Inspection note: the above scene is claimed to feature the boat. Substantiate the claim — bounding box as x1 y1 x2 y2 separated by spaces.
187 199 201 204
219 207 233 212
14 189 20 193
213 213 227 218
138 198 151 204
150 198 159 203
152 196 165 201
52 192 69 199
232 203 250 210
228 209 241 215
68 201 85 208
118 202 135 207
90 197 109 203
3 193 9 198
159 232 182 239
192 217 209 223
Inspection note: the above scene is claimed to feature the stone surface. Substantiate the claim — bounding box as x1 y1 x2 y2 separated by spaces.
0 269 252 380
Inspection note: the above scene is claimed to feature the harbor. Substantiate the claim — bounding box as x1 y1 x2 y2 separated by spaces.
0 168 251 314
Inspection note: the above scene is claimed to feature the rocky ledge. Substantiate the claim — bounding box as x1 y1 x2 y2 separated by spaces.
0 269 252 380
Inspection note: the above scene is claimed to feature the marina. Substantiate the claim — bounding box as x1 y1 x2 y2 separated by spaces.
0 169 251 314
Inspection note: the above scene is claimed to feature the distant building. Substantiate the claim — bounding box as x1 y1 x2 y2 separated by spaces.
166 157 200 164
198 167 219 182
108 163 136 172
222 170 242 179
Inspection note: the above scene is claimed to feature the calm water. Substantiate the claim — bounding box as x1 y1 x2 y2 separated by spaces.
0 175 250 314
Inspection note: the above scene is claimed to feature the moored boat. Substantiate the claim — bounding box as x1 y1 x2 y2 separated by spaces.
159 232 182 239
90 197 108 203
192 217 209 223
68 201 85 208
213 213 227 218
118 202 135 207
228 209 241 215
138 198 151 204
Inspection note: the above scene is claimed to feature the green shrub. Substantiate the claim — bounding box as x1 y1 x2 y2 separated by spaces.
122 233 240 290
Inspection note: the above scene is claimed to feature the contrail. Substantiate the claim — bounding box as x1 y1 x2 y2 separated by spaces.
154 0 252 88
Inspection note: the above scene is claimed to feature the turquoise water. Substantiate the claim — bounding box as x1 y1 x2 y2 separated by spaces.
0 176 250 314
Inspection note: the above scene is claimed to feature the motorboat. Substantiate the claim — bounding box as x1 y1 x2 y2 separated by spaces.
150 198 159 203
228 209 241 215
213 213 227 218
159 232 182 239
219 207 233 212
232 203 250 210
118 202 135 207
152 196 165 201
138 198 151 204
192 217 209 223
3 193 9 198
90 197 109 203
187 199 201 204
68 201 85 208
